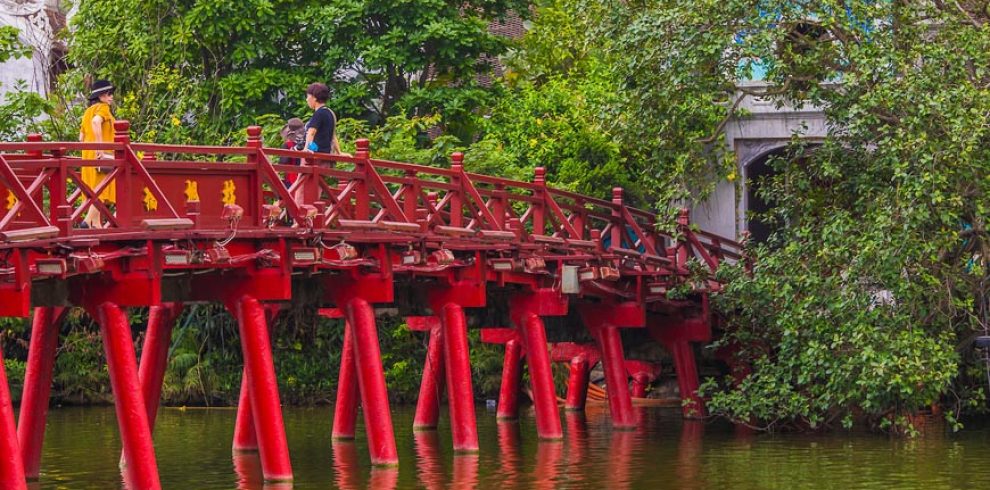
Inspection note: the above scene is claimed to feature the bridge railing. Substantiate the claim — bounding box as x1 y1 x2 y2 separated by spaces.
0 122 742 277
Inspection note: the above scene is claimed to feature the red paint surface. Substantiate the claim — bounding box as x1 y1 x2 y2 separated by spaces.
230 296 292 481
17 306 65 480
413 321 445 430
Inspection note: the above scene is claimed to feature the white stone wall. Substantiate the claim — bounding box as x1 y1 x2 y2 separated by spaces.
689 81 828 240
0 0 55 96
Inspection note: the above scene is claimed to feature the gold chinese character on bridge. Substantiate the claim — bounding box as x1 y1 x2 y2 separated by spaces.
184 180 200 202
142 187 158 212
4 190 15 210
221 180 236 205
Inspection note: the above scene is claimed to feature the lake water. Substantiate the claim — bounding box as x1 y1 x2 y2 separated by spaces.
30 405 990 489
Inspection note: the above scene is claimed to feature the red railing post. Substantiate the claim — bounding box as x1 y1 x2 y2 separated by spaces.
676 208 691 268
532 167 546 236
332 319 360 440
353 139 371 220
611 187 624 249
449 153 464 227
17 307 66 480
492 183 506 229
246 126 264 227
402 169 419 224
113 121 132 226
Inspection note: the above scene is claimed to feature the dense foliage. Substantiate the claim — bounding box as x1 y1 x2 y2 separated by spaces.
69 0 527 141
596 0 990 431
3 0 990 431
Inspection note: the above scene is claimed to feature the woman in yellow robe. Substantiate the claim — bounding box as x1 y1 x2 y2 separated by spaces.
79 79 116 228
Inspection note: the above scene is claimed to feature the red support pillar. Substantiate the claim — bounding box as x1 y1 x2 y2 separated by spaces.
232 371 258 452
439 303 479 452
564 357 590 411
519 312 562 440
92 301 161 490
496 339 523 421
647 313 710 419
137 304 182 430
413 321 444 430
631 372 650 399
671 341 704 418
233 305 279 452
332 320 359 440
121 304 182 466
17 306 66 480
344 297 398 466
596 325 637 429
229 296 292 482
0 342 27 490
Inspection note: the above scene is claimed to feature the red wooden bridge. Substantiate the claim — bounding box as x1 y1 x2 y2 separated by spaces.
0 122 741 488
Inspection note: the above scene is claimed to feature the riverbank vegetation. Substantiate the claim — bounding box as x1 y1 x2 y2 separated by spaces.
1 0 988 433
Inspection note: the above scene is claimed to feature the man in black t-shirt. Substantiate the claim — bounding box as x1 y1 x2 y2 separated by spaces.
304 82 335 154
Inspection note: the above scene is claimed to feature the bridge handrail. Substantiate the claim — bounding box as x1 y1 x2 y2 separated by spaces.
0 122 741 277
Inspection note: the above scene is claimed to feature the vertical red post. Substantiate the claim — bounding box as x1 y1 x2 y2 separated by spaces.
230 296 292 482
353 140 371 220
631 372 650 399
596 325 637 428
449 154 464 227
496 339 523 421
17 306 65 480
413 322 444 430
137 304 181 431
233 304 278 452
232 371 258 452
532 168 546 235
439 303 479 452
332 320 359 440
520 312 562 440
120 304 181 466
344 297 398 466
671 342 704 418
93 301 161 490
564 357 589 411
0 344 27 490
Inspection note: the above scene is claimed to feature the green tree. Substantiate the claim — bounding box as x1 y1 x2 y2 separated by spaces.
69 0 527 142
0 25 30 64
582 0 990 430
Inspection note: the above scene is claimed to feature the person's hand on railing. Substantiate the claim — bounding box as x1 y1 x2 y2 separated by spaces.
95 151 114 173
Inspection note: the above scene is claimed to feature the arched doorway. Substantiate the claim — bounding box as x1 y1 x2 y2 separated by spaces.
742 146 788 244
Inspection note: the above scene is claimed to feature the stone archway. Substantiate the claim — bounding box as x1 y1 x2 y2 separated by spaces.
740 145 788 243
